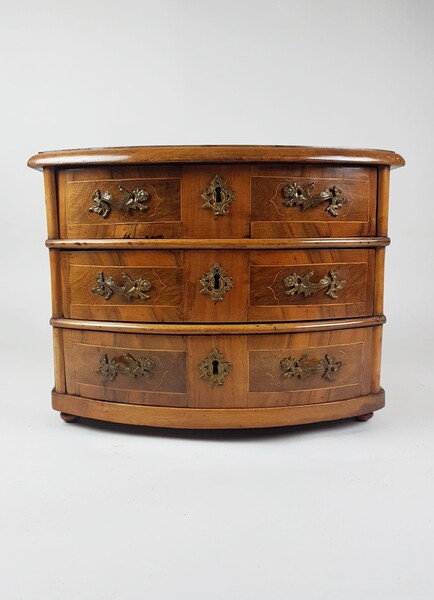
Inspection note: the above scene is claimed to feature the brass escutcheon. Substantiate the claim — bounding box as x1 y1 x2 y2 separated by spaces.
199 263 233 302
201 174 235 216
198 348 231 386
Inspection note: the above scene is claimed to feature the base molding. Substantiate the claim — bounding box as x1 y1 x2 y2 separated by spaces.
52 389 385 429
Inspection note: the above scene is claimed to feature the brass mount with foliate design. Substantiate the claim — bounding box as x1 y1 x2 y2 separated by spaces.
282 182 348 216
201 174 235 216
89 186 150 218
92 272 152 301
284 270 346 299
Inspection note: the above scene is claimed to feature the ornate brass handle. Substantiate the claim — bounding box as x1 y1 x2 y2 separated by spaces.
199 263 233 302
281 354 342 381
283 270 346 299
282 182 348 217
97 353 155 381
92 272 152 301
198 348 231 386
89 186 150 218
201 174 235 216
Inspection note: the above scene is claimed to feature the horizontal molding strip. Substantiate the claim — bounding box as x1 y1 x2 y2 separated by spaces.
52 389 386 428
51 315 386 335
46 237 391 250
28 145 405 169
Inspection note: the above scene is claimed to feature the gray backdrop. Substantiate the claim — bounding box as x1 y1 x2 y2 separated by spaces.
1 1 433 599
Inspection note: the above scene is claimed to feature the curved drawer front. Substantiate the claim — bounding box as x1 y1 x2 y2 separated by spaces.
60 248 375 323
58 166 182 239
61 249 375 323
250 165 377 237
61 326 377 409
56 164 377 240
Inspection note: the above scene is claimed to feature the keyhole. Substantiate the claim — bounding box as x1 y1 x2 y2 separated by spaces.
215 186 222 203
212 359 220 375
213 273 221 290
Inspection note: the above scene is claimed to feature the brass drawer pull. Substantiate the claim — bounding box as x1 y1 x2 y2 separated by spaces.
199 263 233 302
281 354 342 381
92 271 152 301
89 186 150 218
198 348 231 386
284 270 346 299
97 353 155 381
201 174 235 216
282 182 348 217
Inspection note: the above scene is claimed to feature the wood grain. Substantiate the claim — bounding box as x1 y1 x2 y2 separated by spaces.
62 329 187 407
246 327 373 407
377 166 391 236
58 166 182 239
187 335 249 408
61 250 183 322
183 250 249 322
57 325 377 410
28 145 405 170
59 248 375 323
249 248 375 322
251 165 377 237
182 165 250 239
46 237 391 249
373 247 385 315
52 327 66 393
51 315 386 334
51 389 385 428
43 168 59 238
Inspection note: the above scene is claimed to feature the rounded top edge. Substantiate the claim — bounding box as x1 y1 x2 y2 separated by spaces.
27 144 405 170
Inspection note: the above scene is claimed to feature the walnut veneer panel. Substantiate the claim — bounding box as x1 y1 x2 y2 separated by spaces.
59 166 182 239
181 165 250 239
63 329 187 407
250 165 377 237
184 250 249 323
60 250 183 322
246 327 373 407
249 248 375 322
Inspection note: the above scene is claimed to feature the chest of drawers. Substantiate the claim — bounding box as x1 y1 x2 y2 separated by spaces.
28 145 404 428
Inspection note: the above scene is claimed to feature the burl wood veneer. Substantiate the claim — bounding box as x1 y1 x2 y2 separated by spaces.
28 145 404 429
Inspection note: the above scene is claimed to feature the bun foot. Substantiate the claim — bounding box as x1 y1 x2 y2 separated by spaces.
60 412 80 423
354 412 374 422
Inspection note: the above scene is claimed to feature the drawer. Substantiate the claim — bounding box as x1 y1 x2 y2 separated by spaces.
57 164 377 239
58 165 182 239
61 325 376 409
250 165 377 237
59 248 375 323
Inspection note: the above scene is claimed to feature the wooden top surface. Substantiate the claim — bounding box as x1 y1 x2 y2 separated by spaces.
28 145 405 170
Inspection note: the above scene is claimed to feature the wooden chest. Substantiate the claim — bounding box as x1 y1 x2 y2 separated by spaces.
28 145 404 428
